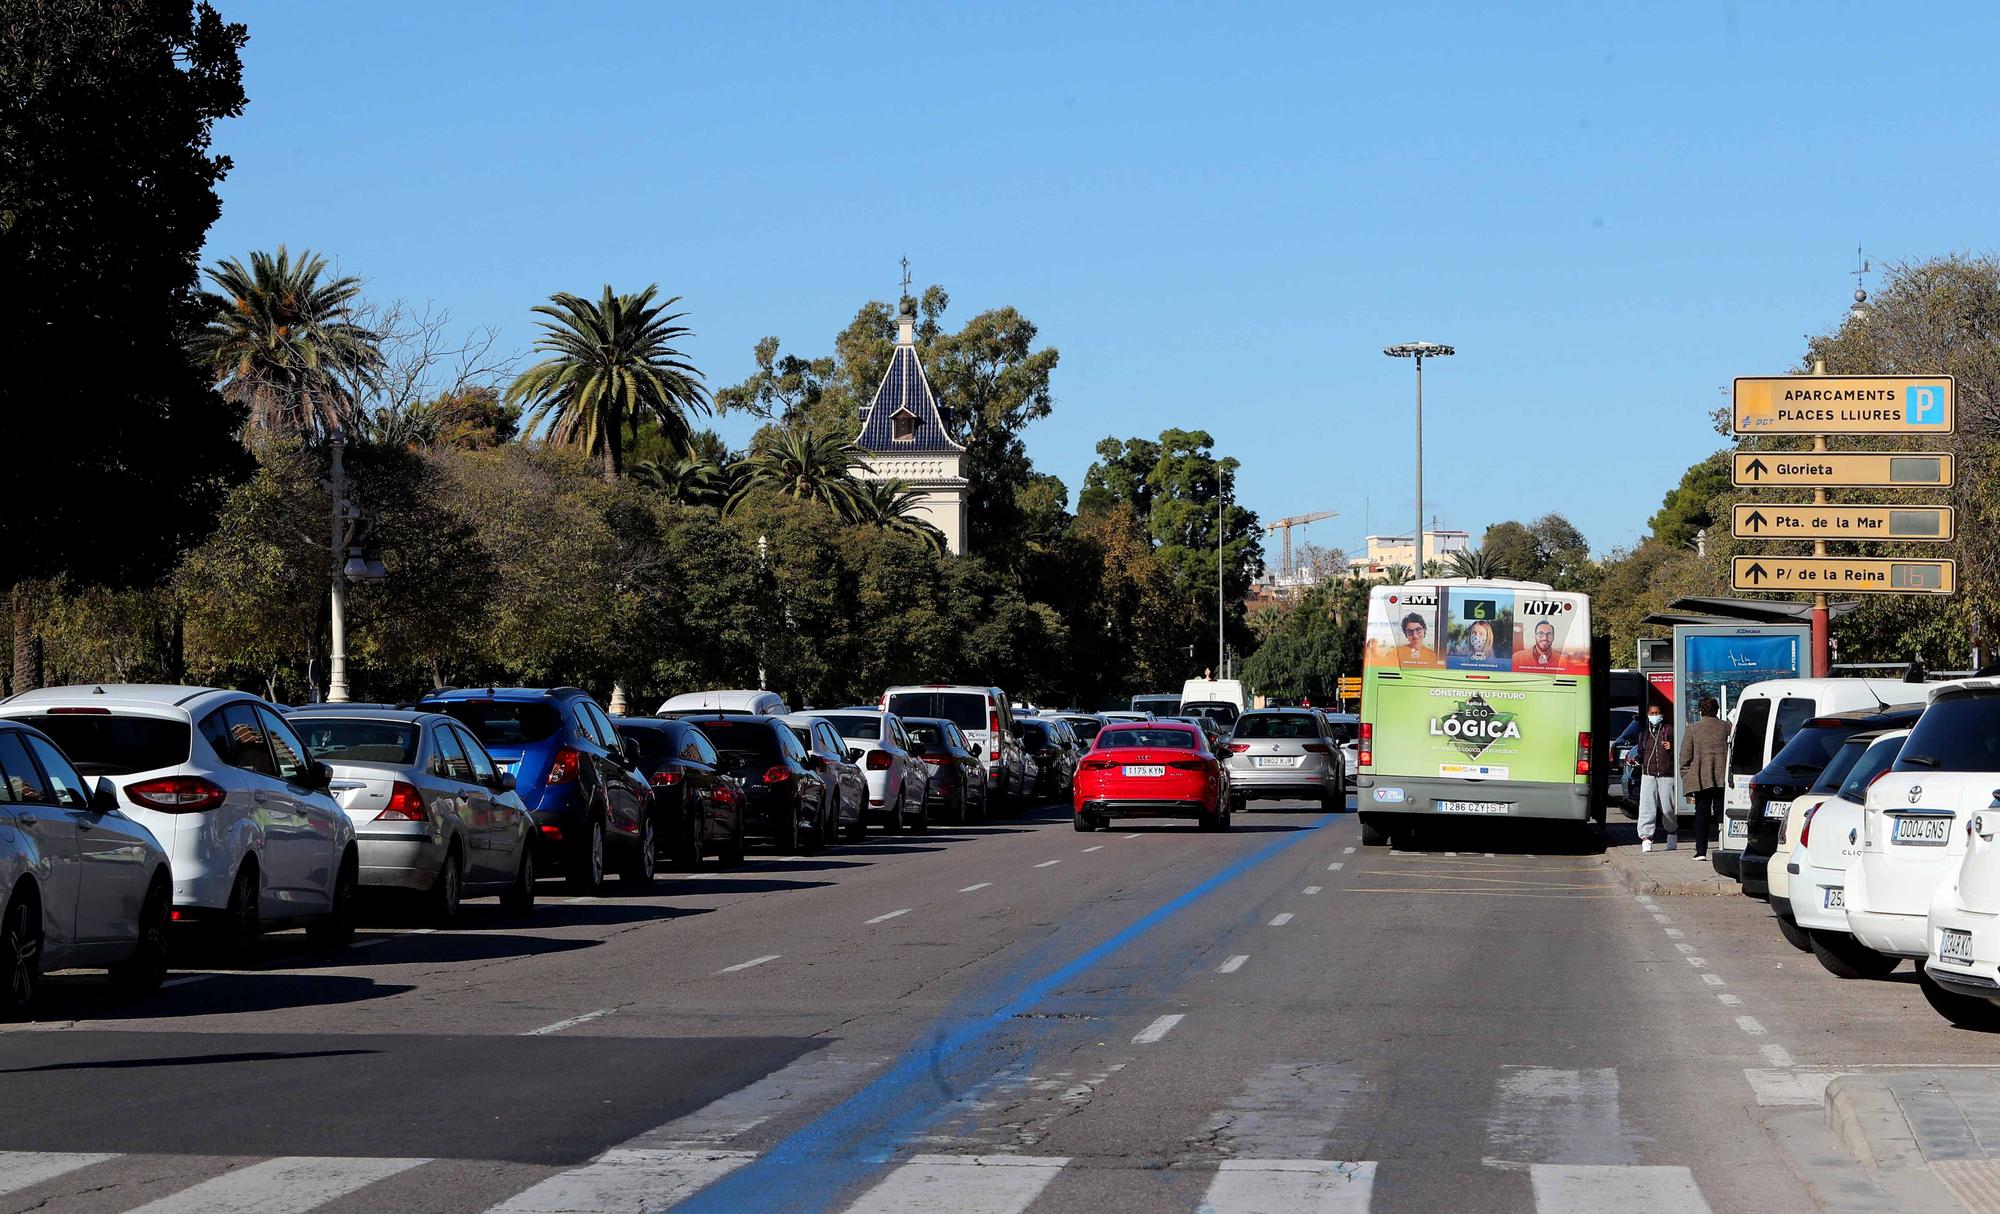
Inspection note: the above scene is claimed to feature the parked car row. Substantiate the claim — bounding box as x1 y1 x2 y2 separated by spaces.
1730 675 2000 1031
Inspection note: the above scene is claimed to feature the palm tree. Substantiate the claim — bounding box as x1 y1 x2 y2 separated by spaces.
848 478 947 554
192 246 383 436
727 428 866 515
1447 547 1512 580
506 285 708 483
633 456 726 508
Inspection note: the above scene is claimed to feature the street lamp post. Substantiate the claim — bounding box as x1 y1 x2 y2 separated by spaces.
1383 342 1454 577
325 434 386 704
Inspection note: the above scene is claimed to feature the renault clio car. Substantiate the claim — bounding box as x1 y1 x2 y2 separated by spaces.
1786 730 1908 978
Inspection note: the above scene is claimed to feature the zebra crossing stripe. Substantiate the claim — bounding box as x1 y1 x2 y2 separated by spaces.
848 1154 1069 1213
125 1156 428 1214
1528 1164 1713 1214
486 1148 755 1213
1198 1159 1376 1213
0 1151 118 1196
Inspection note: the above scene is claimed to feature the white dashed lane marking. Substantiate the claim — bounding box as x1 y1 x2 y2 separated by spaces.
1269 913 1294 927
959 883 992 893
718 954 781 974
1082 845 1104 853
1132 1014 1184 1044
866 909 911 925
1034 860 1062 869
522 1009 613 1036
1217 955 1249 974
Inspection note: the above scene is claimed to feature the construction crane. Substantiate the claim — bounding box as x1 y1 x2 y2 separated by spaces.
1266 510 1338 582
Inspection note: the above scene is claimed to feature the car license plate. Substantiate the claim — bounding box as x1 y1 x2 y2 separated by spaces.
1122 765 1165 778
1726 819 1748 840
1940 928 1974 965
1763 803 1788 819
1253 756 1296 768
1892 815 1953 845
1438 800 1509 815
1821 885 1845 911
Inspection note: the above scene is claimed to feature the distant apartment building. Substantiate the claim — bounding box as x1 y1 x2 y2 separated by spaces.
1346 529 1471 579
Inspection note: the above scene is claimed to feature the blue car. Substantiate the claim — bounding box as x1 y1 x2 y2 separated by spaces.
418 687 653 894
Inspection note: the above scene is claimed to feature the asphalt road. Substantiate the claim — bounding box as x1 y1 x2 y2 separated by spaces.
0 799 1973 1212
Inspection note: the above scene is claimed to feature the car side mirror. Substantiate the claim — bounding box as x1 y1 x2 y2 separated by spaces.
846 747 864 764
89 777 120 814
620 737 642 765
311 761 335 791
493 772 517 793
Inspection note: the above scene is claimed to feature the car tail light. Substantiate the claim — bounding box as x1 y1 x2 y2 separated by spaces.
921 754 948 766
866 750 892 771
1227 743 1250 754
376 781 427 821
46 706 110 715
1359 722 1373 768
1302 743 1332 755
539 824 563 840
546 747 582 786
990 709 1003 738
1080 759 1113 772
1168 759 1208 771
124 775 226 813
1800 802 1822 847
650 769 682 786
1576 732 1591 777
763 766 792 784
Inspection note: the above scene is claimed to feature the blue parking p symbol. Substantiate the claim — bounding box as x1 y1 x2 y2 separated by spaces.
1908 385 1945 426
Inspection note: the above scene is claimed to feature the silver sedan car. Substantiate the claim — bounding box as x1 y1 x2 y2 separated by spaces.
287 708 535 924
1222 708 1347 810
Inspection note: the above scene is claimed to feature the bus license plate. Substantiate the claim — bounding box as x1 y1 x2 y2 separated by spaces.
1892 815 1952 845
1940 928 1974 965
1122 765 1165 778
1438 800 1509 815
1821 886 1844 911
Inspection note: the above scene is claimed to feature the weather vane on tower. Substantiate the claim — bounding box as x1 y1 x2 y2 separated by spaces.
899 255 912 302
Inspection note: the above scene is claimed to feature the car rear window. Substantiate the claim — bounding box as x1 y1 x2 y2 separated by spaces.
1097 727 1197 750
430 702 563 748
1841 735 1907 798
1730 698 1771 776
885 693 986 730
616 725 673 763
22 713 190 775
1235 713 1317 740
292 718 419 765
1066 718 1105 742
695 720 780 767
904 722 947 746
1769 722 1865 776
1183 702 1240 727
824 715 883 741
1807 736 1870 796
1895 693 2000 773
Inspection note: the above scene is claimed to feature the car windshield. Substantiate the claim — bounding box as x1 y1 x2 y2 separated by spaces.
292 718 419 765
884 692 986 730
693 720 779 768
19 713 190 775
432 701 563 748
1097 727 1197 750
824 715 882 741
1234 713 1317 740
1895 693 2000 772
1807 734 1870 795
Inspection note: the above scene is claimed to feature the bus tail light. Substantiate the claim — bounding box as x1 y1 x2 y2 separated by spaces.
1576 732 1591 777
1358 722 1372 768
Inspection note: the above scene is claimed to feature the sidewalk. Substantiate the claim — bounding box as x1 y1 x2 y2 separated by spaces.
1822 1070 2000 1211
1598 816 1739 896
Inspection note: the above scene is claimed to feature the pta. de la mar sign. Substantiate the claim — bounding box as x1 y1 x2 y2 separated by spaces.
1732 556 1956 595
1734 375 1954 435
1731 504 1954 542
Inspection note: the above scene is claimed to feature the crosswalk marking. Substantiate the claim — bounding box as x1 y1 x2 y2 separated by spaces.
486 1148 754 1213
126 1156 428 1214
1484 1067 1638 1168
1529 1164 1713 1213
1198 1159 1376 1213
848 1154 1068 1213
0 1151 117 1196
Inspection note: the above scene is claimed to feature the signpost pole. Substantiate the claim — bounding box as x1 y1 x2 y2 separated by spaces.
1810 359 1830 677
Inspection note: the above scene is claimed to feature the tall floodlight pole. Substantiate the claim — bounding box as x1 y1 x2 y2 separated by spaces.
1383 342 1455 577
1217 477 1226 677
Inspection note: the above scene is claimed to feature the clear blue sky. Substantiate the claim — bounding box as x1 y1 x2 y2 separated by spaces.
204 1 1998 561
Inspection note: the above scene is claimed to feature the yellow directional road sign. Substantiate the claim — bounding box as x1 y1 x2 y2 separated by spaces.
1337 676 1362 700
1732 451 1954 489
1732 504 1954 542
1734 375 1954 435
1732 556 1956 595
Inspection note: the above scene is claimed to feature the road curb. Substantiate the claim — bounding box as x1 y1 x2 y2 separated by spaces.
1825 1075 1927 1170
1601 846 1740 896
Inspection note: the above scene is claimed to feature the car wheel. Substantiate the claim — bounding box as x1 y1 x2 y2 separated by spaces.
500 846 536 915
1073 811 1098 833
217 861 260 963
111 876 172 996
1198 809 1224 832
1774 910 1812 953
1 889 42 1018
308 850 358 951
621 815 657 888
1808 929 1901 979
1360 820 1389 847
1920 964 2000 1030
845 804 867 842
719 820 747 866
428 846 464 927
911 792 929 834
567 810 608 894
671 810 705 871
884 795 906 835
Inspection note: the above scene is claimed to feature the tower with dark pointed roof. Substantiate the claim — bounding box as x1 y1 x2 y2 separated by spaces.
854 295 968 553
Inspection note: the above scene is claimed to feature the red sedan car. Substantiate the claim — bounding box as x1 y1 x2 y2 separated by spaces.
1073 721 1237 832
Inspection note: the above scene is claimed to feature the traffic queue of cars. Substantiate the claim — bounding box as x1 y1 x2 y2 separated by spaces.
1724 675 2000 1032
0 679 1108 1017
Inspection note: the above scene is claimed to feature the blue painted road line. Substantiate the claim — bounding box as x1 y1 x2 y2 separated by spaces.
676 814 1334 1213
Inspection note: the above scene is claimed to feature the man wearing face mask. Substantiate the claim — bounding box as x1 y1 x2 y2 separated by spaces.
1635 702 1678 852
1679 696 1731 861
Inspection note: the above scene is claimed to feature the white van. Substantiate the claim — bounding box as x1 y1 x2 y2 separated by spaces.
1180 678 1247 733
881 685 1027 810
1712 677 1928 879
656 689 789 718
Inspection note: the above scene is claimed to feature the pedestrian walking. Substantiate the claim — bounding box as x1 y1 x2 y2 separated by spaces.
1680 696 1730 861
1635 704 1678 852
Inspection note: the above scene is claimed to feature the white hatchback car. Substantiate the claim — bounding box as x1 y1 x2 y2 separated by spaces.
1917 685 2000 1028
0 686 359 958
1845 681 1986 970
0 720 174 1014
821 710 931 834
1786 730 1909 978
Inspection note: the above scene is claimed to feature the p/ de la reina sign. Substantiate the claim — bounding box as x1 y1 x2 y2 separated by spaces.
1732 556 1956 595
1734 375 1954 435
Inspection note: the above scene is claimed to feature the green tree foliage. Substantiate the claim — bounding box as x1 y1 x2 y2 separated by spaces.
729 428 865 516
1242 578 1371 703
1645 457 1731 553
1446 546 1511 580
1477 513 1596 589
848 480 947 554
508 285 709 482
1 0 254 689
193 246 382 435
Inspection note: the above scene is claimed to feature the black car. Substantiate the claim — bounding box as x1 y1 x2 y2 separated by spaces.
1019 717 1077 800
1739 704 1924 898
903 716 987 824
614 718 745 869
680 715 826 853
